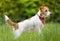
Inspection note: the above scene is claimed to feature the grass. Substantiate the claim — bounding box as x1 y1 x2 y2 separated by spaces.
0 22 60 41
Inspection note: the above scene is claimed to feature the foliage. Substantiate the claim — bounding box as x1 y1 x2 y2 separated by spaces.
0 0 60 22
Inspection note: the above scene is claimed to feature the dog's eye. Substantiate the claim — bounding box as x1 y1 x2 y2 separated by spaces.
45 10 47 12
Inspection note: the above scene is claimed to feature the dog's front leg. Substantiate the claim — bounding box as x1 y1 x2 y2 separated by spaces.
35 26 41 35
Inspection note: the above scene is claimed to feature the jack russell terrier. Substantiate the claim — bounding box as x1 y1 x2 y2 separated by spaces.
4 6 51 39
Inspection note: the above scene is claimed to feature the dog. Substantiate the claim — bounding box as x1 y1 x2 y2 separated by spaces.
4 6 51 39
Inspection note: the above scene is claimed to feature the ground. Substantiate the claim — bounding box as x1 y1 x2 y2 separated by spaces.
0 22 60 41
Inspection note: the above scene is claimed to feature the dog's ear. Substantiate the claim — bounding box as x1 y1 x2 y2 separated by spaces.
40 6 44 12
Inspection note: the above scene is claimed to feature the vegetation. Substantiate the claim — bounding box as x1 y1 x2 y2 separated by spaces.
0 0 60 41
0 0 60 22
0 23 60 41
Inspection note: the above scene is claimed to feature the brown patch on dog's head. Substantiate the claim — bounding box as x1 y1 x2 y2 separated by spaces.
40 6 50 16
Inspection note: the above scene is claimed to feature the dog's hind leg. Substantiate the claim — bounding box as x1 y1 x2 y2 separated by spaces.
13 27 24 39
13 29 21 39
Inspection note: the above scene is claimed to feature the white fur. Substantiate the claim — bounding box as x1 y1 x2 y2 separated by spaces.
46 11 51 16
5 10 51 39
43 11 51 17
13 10 44 38
5 15 9 22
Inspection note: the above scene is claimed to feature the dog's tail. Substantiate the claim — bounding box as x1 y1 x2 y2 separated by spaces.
4 15 17 26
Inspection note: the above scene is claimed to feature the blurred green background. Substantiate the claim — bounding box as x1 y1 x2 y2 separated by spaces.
0 0 60 41
0 0 60 23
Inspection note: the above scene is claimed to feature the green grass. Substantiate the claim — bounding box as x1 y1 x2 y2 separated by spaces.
0 22 60 41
